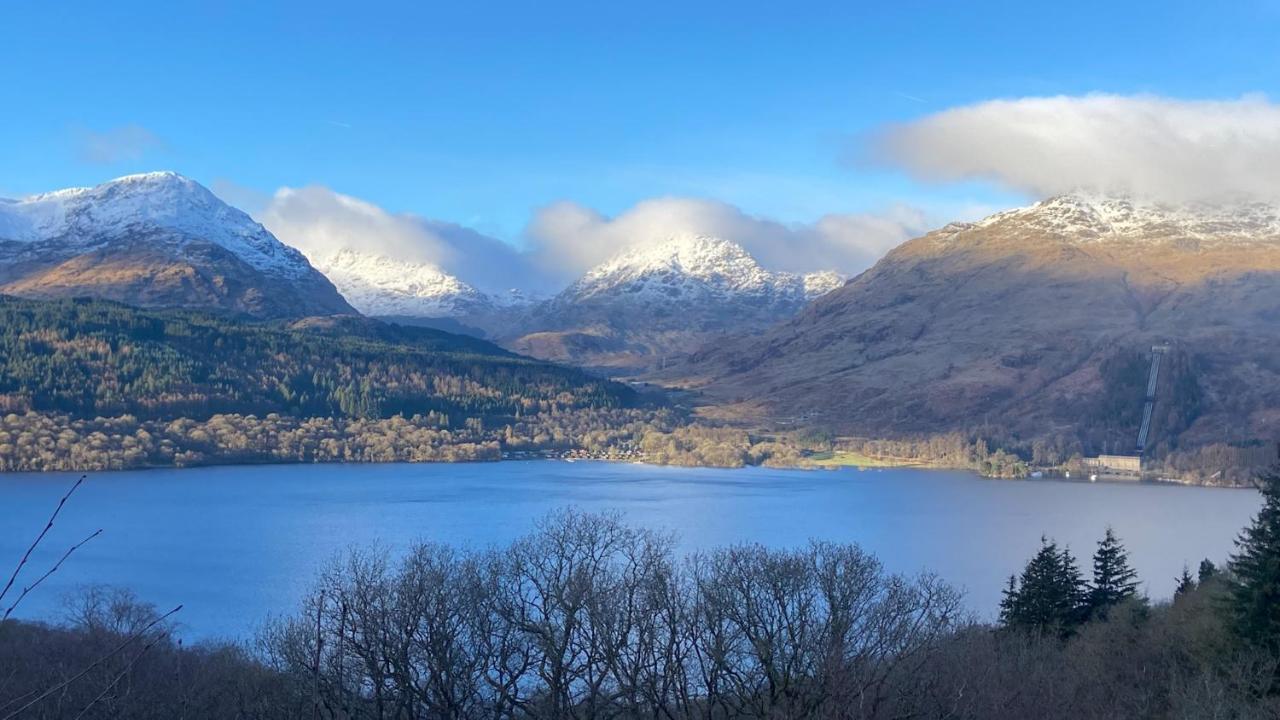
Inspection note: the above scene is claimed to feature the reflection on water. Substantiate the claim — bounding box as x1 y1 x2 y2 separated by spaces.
0 461 1261 639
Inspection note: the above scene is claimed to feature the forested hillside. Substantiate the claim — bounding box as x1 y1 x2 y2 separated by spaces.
0 296 633 422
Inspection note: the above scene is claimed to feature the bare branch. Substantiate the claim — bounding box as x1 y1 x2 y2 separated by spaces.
0 475 88 607
3 528 103 621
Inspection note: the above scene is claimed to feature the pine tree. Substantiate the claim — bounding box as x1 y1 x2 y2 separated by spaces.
1198 558 1218 583
1227 469 1280 653
1059 545 1089 626
1174 565 1196 598
999 574 1018 626
1087 527 1141 619
1001 537 1087 636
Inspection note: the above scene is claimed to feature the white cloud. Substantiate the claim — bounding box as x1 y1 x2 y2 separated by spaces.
262 186 458 265
254 186 929 296
526 197 928 283
871 94 1280 202
258 186 535 294
75 125 165 165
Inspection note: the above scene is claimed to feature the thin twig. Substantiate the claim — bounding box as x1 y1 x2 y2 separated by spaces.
0 687 39 717
3 529 103 621
338 599 348 717
312 590 325 720
72 634 162 720
0 604 181 720
0 475 87 607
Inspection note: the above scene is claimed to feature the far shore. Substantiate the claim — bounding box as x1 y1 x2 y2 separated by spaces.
0 450 1258 490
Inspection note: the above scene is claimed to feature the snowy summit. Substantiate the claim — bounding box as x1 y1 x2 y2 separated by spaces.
0 172 316 278
562 234 844 307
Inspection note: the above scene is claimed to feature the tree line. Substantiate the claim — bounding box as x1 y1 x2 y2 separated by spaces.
0 298 819 473
0 409 824 472
0 297 633 423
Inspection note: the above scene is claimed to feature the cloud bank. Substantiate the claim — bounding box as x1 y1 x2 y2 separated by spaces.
259 186 535 294
258 187 927 295
527 198 927 284
872 94 1280 202
253 93 1280 297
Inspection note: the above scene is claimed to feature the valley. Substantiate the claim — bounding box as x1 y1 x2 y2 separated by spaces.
314 233 846 373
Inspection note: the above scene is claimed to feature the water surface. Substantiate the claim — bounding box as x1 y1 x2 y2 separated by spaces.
0 462 1260 639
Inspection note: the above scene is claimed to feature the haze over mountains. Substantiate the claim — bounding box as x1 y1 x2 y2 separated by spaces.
671 194 1280 454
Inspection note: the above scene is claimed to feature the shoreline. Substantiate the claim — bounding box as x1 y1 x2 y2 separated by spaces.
0 451 1259 490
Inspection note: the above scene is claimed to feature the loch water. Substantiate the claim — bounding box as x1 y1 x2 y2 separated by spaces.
0 461 1261 639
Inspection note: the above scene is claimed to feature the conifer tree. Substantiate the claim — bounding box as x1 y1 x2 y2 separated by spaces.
1059 545 1088 624
1198 558 1218 584
1174 565 1196 598
999 574 1018 626
1087 527 1141 618
1001 537 1087 636
1227 469 1280 653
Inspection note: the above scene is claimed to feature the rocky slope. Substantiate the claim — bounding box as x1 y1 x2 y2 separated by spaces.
507 235 844 372
668 195 1280 454
0 172 353 318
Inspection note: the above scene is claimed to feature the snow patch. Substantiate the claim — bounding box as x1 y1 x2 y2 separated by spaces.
0 172 315 278
310 249 495 317
974 193 1280 243
560 234 846 308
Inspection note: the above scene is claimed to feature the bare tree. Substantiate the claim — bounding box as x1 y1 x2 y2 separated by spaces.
262 510 966 720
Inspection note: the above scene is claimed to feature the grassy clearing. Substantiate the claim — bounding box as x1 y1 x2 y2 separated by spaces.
807 450 931 469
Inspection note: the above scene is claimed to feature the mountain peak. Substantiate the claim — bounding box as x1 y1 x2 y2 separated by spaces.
556 233 845 311
24 171 205 204
801 269 845 298
572 234 775 300
110 170 193 185
593 233 755 273
0 171 316 278
506 235 844 371
310 248 495 318
969 193 1280 243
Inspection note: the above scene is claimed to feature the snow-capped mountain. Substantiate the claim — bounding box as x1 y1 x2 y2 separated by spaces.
0 172 353 317
299 233 847 368
0 172 319 278
508 235 846 372
561 234 842 307
309 249 495 318
958 193 1280 244
673 193 1280 453
801 269 846 298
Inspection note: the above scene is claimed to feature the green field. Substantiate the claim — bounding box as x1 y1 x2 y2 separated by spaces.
807 450 930 469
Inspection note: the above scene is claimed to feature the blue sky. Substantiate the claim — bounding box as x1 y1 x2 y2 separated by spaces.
4 1 1279 248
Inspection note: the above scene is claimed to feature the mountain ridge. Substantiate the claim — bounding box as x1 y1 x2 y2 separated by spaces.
308 233 848 372
668 193 1280 456
0 172 354 318
505 234 845 371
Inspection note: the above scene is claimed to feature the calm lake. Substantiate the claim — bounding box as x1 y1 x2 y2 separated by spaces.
0 461 1262 640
